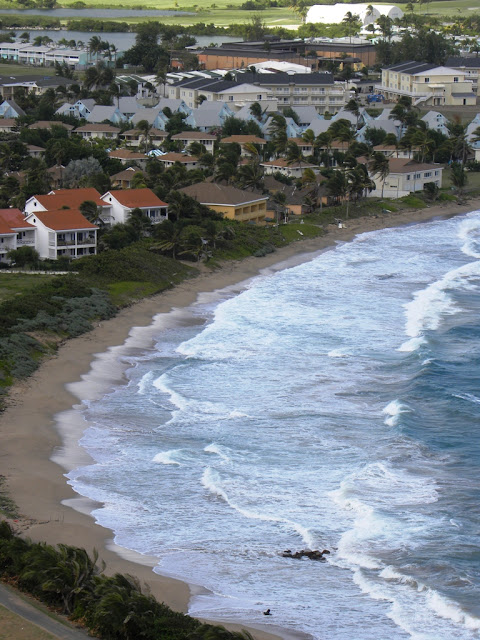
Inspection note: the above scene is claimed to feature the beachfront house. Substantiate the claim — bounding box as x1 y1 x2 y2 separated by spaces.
0 208 36 262
24 209 97 260
366 157 444 198
180 182 268 224
100 188 168 225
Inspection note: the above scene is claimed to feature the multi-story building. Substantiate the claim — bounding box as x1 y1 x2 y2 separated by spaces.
376 61 476 107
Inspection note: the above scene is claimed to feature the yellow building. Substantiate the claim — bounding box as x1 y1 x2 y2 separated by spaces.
180 182 267 225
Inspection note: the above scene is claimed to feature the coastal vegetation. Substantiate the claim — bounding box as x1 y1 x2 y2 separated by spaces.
0 519 255 640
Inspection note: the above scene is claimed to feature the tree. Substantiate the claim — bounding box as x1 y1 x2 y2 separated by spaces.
236 162 264 190
79 199 104 226
368 152 390 199
345 97 361 130
450 162 467 197
249 101 263 120
268 114 288 158
136 119 153 153
7 246 40 268
64 158 104 188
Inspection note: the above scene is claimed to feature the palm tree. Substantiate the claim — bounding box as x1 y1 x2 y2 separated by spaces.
151 219 184 258
236 162 264 190
450 162 467 198
80 200 104 226
345 97 362 130
268 114 288 158
249 101 263 120
136 119 153 154
368 151 390 199
88 35 103 65
447 120 472 166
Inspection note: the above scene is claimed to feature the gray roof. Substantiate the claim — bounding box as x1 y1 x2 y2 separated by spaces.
131 108 162 125
118 96 141 113
291 106 321 124
2 99 25 117
181 182 267 206
446 57 480 69
78 98 96 112
384 61 436 74
86 105 122 123
237 71 335 86
189 107 223 128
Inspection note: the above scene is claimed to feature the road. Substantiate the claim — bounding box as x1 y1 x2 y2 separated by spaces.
0 583 91 639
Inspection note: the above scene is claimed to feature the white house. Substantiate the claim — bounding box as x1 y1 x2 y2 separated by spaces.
100 188 168 225
0 208 36 261
24 209 97 260
75 123 120 141
260 158 320 178
366 157 443 198
171 131 216 153
25 188 108 217
306 4 404 25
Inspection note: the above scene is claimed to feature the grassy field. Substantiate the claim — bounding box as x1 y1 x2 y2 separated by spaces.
0 274 56 302
0 604 58 640
0 64 57 76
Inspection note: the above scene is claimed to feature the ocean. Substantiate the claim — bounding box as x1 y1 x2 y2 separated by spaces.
59 211 480 640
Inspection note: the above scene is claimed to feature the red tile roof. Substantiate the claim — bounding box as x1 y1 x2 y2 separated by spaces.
30 209 97 231
0 218 14 235
105 188 167 208
0 208 34 230
34 188 104 209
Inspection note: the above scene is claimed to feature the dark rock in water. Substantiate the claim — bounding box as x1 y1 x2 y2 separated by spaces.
281 548 329 561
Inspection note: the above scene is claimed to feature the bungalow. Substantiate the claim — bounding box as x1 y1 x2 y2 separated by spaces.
180 182 268 224
75 123 120 141
287 137 314 156
372 144 419 159
86 105 127 125
260 158 320 178
28 121 74 134
0 208 36 261
26 144 45 158
0 118 18 134
101 188 168 225
0 99 25 119
108 149 149 169
24 209 97 260
110 167 144 189
220 134 267 157
121 128 168 148
157 152 199 170
171 131 216 153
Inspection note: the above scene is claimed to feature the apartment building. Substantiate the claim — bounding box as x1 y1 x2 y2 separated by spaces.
376 61 476 107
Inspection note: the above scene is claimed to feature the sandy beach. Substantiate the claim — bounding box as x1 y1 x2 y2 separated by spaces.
1 197 479 639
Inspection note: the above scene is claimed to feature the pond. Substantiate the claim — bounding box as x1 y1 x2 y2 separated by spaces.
13 30 241 50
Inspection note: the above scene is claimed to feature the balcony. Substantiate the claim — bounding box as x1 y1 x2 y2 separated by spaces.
16 238 35 246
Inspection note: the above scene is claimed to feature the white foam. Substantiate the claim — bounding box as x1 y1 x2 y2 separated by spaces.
204 443 231 462
399 260 480 351
453 392 480 405
327 349 348 358
152 450 182 465
382 400 410 427
458 218 480 259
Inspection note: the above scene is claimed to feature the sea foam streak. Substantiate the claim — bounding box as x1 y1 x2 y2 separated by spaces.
399 260 480 351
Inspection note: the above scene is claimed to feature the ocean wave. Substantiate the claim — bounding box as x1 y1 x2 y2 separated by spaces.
458 218 480 259
328 349 348 358
453 392 480 405
204 443 231 462
152 450 182 465
399 260 480 351
201 468 317 549
382 400 411 427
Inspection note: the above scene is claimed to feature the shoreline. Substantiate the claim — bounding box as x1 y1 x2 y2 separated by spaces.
1 197 479 640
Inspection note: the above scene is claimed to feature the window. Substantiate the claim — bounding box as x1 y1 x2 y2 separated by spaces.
415 173 421 179
435 170 439 176
424 172 431 178
257 94 262 100
229 96 234 101
424 77 430 83
406 175 411 181
454 77 458 82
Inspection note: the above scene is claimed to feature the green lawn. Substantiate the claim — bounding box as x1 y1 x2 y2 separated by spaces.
0 604 58 640
0 63 57 77
0 273 56 303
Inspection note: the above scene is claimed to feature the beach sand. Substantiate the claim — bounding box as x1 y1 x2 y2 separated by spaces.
1 198 479 639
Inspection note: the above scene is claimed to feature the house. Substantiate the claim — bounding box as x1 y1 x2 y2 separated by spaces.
220 135 267 156
0 75 74 99
24 187 107 216
0 118 18 133
46 165 66 189
421 110 450 137
28 121 74 134
287 137 314 156
0 99 25 119
180 182 268 224
56 98 96 120
121 128 168 148
376 61 476 107
100 188 168 225
75 123 120 141
365 157 443 198
24 209 97 260
171 131 216 152
260 158 320 178
168 77 275 110
184 102 234 132
26 144 45 158
130 108 168 131
0 208 36 262
372 144 419 159
86 105 127 125
156 152 199 170
108 149 148 169
110 167 144 189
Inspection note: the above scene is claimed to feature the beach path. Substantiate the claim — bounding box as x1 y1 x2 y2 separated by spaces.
0 583 90 639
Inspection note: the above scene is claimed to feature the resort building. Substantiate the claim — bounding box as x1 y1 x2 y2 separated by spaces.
260 158 320 178
366 158 443 198
156 153 199 170
75 124 121 141
171 131 216 153
100 189 168 225
24 209 97 260
24 188 108 217
0 208 36 262
376 61 476 107
180 182 268 224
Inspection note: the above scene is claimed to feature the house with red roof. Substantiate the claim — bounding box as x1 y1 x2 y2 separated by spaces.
24 188 111 221
24 208 97 260
101 188 168 225
0 208 36 262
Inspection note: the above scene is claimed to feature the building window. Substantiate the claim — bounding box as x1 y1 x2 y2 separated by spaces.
406 175 410 181
424 172 431 178
424 77 430 83
257 94 262 100
454 77 458 82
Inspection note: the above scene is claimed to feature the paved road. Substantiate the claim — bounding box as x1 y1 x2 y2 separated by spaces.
0 583 90 639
